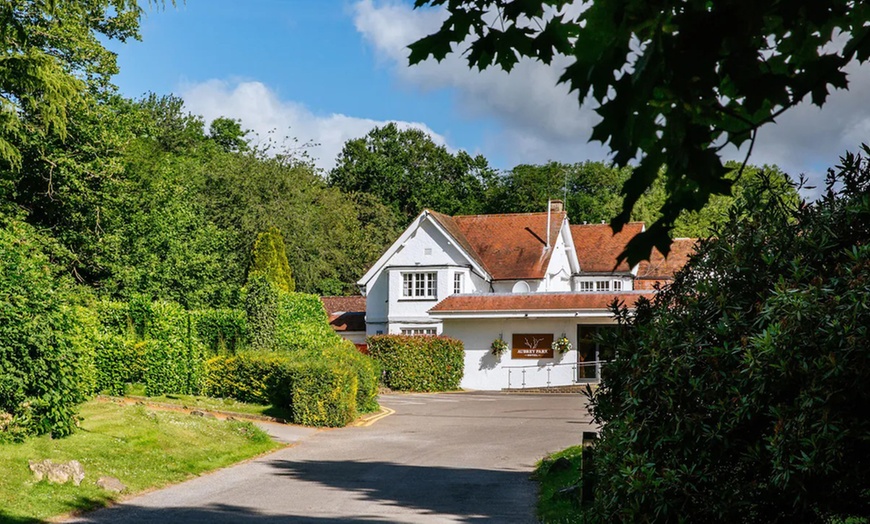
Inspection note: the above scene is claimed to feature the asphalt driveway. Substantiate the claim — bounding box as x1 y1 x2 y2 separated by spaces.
68 392 592 523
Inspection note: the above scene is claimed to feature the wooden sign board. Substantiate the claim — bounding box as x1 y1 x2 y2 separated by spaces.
511 333 554 359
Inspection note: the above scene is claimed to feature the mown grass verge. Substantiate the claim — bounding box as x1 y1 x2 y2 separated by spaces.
534 445 585 524
123 382 293 421
0 400 280 522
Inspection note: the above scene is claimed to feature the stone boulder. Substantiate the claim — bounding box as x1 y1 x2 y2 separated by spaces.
28 459 85 486
96 476 127 493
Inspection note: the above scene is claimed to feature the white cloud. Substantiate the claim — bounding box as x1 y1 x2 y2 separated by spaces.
352 0 608 167
353 0 870 191
180 79 448 172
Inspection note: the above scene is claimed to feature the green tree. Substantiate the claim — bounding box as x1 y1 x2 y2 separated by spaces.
488 161 797 238
409 0 870 264
329 123 496 224
249 227 295 293
201 148 400 295
582 149 870 522
208 117 250 153
0 0 146 169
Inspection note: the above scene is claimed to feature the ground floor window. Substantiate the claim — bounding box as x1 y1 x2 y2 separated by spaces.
400 327 437 336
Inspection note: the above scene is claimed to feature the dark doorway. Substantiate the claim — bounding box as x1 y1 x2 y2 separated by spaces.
576 325 615 381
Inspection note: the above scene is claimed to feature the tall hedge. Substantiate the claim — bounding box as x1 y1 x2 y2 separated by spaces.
368 335 464 392
192 308 247 355
91 299 206 396
0 221 82 440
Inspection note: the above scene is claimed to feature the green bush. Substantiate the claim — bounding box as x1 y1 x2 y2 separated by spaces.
312 341 379 413
245 276 341 354
93 300 133 337
0 220 81 440
203 353 285 404
274 291 340 351
368 335 464 392
192 308 247 355
583 156 870 522
91 298 206 397
288 362 357 427
204 350 362 427
94 335 141 395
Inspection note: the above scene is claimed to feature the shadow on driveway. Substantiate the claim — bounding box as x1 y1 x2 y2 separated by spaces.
63 460 534 523
266 458 534 522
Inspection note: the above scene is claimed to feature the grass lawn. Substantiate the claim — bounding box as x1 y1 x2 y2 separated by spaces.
534 445 585 524
0 400 281 523
123 383 293 421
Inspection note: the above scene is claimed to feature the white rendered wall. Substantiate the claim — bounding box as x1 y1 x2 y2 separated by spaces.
442 316 617 390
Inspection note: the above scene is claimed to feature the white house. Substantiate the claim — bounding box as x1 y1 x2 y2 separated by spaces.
357 201 694 390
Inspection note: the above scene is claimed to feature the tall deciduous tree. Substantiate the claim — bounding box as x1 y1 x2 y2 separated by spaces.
329 123 496 224
409 0 870 264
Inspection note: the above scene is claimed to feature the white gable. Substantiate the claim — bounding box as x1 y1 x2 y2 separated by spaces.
357 210 490 292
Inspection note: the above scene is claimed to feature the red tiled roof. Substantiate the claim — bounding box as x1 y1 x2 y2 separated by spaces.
320 296 367 332
637 238 697 279
571 222 645 273
320 296 366 316
430 211 566 280
429 292 653 313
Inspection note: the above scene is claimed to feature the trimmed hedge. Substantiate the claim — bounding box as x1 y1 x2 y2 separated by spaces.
192 308 247 355
312 341 380 413
368 335 464 392
204 352 359 427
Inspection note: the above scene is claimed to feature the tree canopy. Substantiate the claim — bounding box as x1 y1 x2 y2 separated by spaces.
0 0 146 169
329 123 496 225
409 0 870 265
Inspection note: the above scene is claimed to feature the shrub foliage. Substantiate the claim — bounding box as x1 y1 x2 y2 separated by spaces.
368 335 464 392
582 151 870 523
0 221 81 439
204 350 364 427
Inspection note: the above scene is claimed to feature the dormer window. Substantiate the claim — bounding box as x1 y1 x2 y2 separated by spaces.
613 280 623 291
453 273 464 294
595 281 611 292
579 281 594 292
402 272 437 298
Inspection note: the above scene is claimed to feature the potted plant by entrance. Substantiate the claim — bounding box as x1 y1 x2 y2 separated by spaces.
491 337 509 358
552 335 572 355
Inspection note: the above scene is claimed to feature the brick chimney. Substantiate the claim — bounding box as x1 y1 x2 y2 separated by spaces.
549 200 564 213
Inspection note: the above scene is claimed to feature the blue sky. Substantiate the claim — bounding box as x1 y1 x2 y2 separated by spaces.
109 1 870 184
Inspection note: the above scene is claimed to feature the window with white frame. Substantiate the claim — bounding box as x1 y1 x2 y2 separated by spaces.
613 280 623 291
453 273 463 294
400 327 437 335
595 280 611 292
579 281 594 292
402 272 437 298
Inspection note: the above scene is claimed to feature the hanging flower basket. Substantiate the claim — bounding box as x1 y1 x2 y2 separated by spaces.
552 336 573 354
491 338 509 357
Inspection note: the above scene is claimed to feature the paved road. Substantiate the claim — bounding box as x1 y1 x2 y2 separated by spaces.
69 392 592 523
